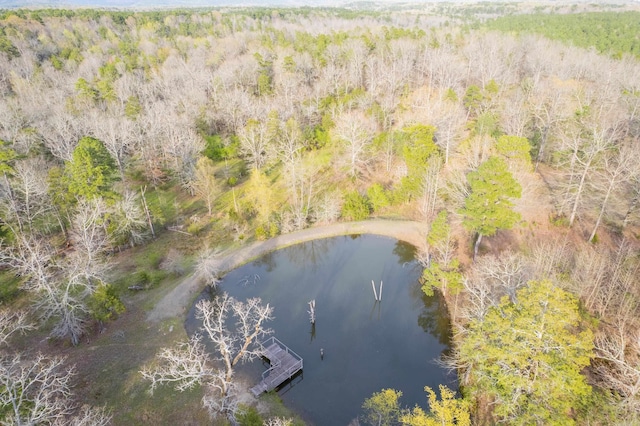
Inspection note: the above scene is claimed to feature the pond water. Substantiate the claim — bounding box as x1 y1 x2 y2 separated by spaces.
186 234 456 425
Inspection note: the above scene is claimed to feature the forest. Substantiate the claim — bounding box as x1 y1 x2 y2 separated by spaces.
0 3 639 425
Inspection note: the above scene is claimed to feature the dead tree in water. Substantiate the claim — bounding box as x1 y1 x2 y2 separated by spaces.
308 300 316 324
371 280 383 301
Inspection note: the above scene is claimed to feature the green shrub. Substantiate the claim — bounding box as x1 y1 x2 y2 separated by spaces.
367 184 390 212
236 405 263 426
187 220 205 235
0 271 22 303
341 191 371 221
130 269 167 288
88 284 125 323
255 224 268 240
549 213 569 227
269 221 279 237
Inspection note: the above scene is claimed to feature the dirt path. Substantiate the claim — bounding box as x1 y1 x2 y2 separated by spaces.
147 220 428 322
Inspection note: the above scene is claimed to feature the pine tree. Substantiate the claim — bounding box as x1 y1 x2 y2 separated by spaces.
459 156 521 259
65 137 118 201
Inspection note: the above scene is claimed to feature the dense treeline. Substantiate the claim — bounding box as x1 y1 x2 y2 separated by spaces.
485 11 640 58
0 6 640 425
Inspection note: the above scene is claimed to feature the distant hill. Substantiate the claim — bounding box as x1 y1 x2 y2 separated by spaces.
0 0 353 9
485 11 640 58
0 0 464 10
0 0 331 9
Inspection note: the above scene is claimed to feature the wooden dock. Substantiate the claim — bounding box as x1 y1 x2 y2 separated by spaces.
250 337 303 397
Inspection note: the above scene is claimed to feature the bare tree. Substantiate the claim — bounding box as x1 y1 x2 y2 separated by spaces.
623 171 640 228
0 204 108 346
142 294 273 419
312 191 342 225
0 307 88 426
10 157 52 233
39 111 85 162
68 198 110 287
0 309 34 347
557 122 618 227
500 89 530 138
109 190 148 247
89 112 137 178
0 234 56 295
588 144 638 241
569 239 638 323
198 294 274 381
275 118 315 231
264 418 293 426
193 156 218 216
238 119 270 170
461 251 531 321
195 245 222 288
333 110 376 178
0 354 74 425
66 405 113 426
344 38 369 90
0 350 111 426
528 83 569 170
432 101 466 166
594 322 640 415
529 236 571 281
419 156 442 220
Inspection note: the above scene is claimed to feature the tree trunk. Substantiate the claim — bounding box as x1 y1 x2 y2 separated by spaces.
534 126 549 172
140 186 155 238
568 158 592 227
623 193 639 227
589 179 615 242
473 233 483 261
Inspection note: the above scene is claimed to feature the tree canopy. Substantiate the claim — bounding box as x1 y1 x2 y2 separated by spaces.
460 156 521 240
401 385 470 426
485 12 640 58
399 125 441 198
459 279 594 425
65 137 118 201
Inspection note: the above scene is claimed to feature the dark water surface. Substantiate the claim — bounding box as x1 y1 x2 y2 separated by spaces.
186 234 456 425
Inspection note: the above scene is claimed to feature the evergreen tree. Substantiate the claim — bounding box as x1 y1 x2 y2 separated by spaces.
495 135 533 170
459 156 521 259
459 280 594 425
399 125 440 199
65 137 118 201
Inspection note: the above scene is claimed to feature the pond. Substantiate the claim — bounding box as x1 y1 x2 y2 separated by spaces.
186 234 456 425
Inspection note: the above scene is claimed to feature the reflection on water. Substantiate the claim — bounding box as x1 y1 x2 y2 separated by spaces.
284 238 333 273
414 282 454 348
393 239 417 265
186 235 456 425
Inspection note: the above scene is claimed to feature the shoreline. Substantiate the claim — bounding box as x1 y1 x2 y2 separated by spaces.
147 219 428 322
